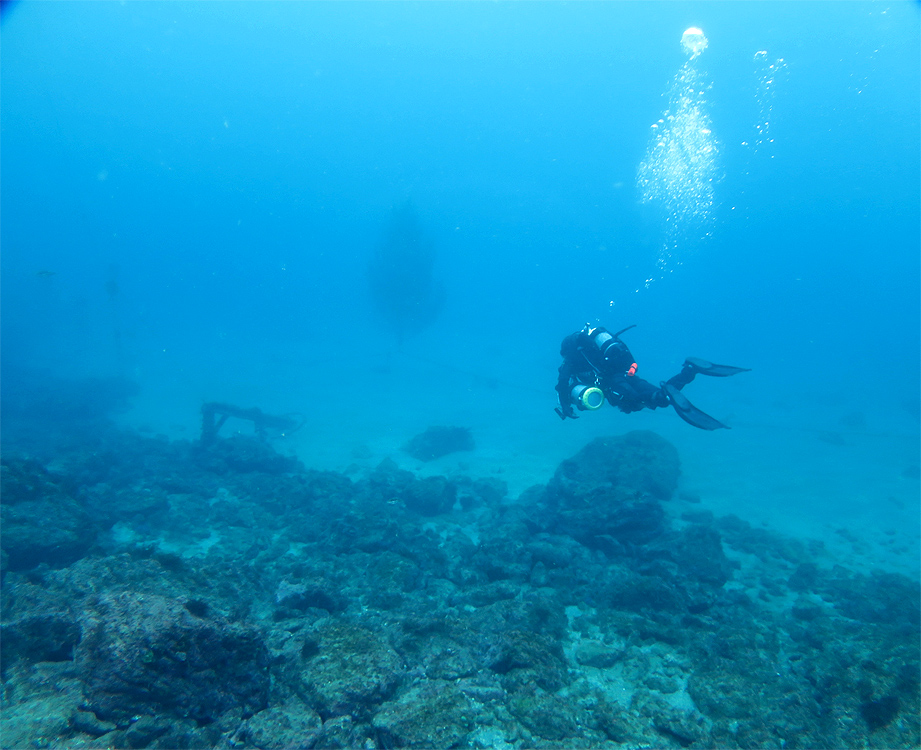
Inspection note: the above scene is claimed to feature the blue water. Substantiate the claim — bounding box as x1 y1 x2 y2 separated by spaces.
2 2 919 466
2 5 921 746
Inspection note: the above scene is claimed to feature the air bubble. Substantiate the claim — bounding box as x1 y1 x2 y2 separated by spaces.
637 27 719 286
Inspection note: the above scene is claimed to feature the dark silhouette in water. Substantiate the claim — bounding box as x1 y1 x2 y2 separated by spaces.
1 368 139 427
0 0 18 22
199 402 304 445
369 203 444 345
403 425 475 462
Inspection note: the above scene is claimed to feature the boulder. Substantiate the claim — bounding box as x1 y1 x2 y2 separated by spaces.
298 621 403 719
552 431 680 500
0 583 79 667
76 591 269 723
231 701 323 750
372 680 477 749
536 432 680 551
403 426 474 462
0 457 94 570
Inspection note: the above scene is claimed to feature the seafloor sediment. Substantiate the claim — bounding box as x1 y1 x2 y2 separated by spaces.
1 424 918 749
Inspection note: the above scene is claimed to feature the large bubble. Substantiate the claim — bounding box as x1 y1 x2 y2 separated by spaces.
681 27 708 59
636 28 719 286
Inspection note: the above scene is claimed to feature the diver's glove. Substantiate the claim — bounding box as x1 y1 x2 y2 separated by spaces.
555 406 578 420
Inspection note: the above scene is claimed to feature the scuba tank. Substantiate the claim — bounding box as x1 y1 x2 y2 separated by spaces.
581 324 638 374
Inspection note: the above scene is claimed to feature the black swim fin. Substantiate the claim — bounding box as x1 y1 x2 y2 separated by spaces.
685 357 751 378
662 383 729 430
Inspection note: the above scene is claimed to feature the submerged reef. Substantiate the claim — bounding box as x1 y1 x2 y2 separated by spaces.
1 423 919 749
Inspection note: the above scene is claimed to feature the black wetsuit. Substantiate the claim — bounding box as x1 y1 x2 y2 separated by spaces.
555 326 695 419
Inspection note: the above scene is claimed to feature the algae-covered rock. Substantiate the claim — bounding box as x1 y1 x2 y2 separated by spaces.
0 581 79 667
507 685 587 741
299 621 403 719
642 524 735 587
418 636 479 680
194 435 303 475
312 715 375 749
4 412 919 750
486 629 568 692
275 577 346 615
597 566 695 619
574 638 625 668
122 715 171 747
403 475 457 516
0 456 67 505
668 524 734 586
0 693 76 749
76 591 270 722
535 432 680 551
70 709 117 737
466 589 568 644
232 701 323 750
552 431 680 500
633 690 711 747
1 498 94 571
0 458 94 570
372 680 477 748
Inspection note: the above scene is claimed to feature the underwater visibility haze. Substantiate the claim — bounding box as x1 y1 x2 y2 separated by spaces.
1 2 919 748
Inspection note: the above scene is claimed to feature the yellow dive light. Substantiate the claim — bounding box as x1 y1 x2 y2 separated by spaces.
571 385 604 411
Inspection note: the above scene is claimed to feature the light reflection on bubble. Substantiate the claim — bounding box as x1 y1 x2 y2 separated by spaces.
751 51 787 154
637 32 719 287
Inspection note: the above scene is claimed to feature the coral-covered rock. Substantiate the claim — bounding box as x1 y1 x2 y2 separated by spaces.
552 431 680 500
0 691 79 749
1 499 93 571
372 680 477 748
602 567 687 615
75 591 269 723
298 621 403 719
533 432 679 551
546 486 666 552
365 459 457 517
275 578 346 615
417 636 478 680
507 685 589 741
3 420 919 750
642 524 735 587
0 457 95 570
0 582 79 666
403 475 457 517
194 435 303 475
633 691 711 747
1 457 65 505
486 629 568 692
574 639 625 668
311 715 375 749
231 700 323 750
456 476 507 510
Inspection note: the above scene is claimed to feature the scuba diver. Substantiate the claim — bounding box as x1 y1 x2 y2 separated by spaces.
555 324 750 430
